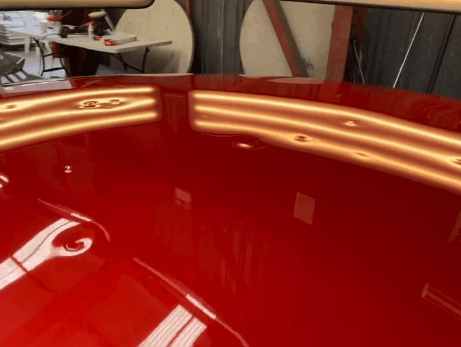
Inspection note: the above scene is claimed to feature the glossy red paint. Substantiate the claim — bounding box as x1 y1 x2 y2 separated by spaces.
0 75 461 346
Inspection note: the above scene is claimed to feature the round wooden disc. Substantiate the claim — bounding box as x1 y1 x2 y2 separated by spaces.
240 0 335 79
111 0 194 74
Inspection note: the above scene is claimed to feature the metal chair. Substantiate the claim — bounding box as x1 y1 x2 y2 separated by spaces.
0 48 42 84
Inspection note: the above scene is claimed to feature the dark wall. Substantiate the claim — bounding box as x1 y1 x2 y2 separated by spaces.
188 0 253 74
349 8 461 100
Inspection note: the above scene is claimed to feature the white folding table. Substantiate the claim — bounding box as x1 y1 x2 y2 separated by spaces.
9 27 172 76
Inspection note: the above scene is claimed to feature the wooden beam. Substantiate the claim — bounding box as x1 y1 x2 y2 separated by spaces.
325 5 353 82
186 0 192 19
263 0 307 77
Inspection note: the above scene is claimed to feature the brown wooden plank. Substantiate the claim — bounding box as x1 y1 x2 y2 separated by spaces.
325 5 353 82
186 0 192 19
263 0 307 77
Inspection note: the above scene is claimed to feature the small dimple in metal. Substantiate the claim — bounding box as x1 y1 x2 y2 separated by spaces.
6 104 16 109
79 101 100 108
295 135 313 142
453 158 461 166
233 142 254 149
345 120 357 127
355 152 368 158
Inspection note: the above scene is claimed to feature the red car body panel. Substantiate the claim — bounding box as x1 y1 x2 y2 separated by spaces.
0 75 460 346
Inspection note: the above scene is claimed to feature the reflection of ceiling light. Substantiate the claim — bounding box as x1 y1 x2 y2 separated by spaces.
0 99 155 131
139 305 193 347
190 91 461 196
0 112 158 152
13 219 71 262
0 218 88 292
0 86 156 113
37 199 111 242
422 283 461 321
139 306 207 347
170 318 206 347
191 91 461 147
134 258 250 347
193 104 450 163
71 212 92 223
0 86 160 153
0 258 24 291
186 294 216 319
14 219 84 271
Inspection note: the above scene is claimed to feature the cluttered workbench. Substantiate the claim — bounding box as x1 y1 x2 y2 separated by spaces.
9 11 172 77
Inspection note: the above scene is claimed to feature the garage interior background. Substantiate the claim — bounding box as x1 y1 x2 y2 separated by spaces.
107 0 253 75
85 2 461 101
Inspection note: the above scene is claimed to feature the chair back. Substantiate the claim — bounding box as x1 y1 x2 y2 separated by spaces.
0 49 41 84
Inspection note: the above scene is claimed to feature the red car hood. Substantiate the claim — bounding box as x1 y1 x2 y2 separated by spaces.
0 75 460 346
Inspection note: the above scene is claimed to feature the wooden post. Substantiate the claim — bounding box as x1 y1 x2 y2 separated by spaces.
325 5 353 82
263 0 307 77
186 0 192 19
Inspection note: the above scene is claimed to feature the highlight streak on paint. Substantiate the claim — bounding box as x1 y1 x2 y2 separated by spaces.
138 305 192 347
170 318 207 347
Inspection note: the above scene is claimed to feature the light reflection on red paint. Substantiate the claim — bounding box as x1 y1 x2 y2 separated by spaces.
2 76 461 345
138 305 193 347
189 90 461 195
0 218 89 291
137 306 207 347
0 86 160 152
37 199 112 242
233 142 254 149
170 318 206 347
134 258 249 347
0 258 24 291
0 175 9 183
422 283 461 321
186 294 217 319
